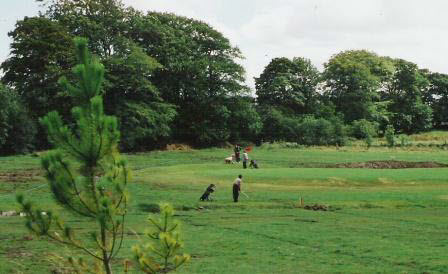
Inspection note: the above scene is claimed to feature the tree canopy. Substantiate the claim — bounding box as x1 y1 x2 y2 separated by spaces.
255 57 320 115
0 0 445 153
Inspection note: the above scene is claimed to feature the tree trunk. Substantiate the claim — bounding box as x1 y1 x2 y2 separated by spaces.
101 224 112 274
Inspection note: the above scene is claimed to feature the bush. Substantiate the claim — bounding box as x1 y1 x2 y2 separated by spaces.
350 119 378 139
133 203 190 273
258 107 300 142
297 116 348 146
385 125 396 147
398 134 411 147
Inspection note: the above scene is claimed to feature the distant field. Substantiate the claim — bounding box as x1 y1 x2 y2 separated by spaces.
1 146 448 273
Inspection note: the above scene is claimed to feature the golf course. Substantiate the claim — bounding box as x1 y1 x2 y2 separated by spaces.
1 144 448 273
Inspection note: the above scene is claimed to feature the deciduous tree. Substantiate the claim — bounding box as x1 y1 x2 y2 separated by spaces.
255 57 320 114
1 16 74 148
323 50 394 123
383 59 432 133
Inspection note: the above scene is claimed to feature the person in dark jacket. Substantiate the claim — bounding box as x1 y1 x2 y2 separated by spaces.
234 144 241 162
249 159 259 169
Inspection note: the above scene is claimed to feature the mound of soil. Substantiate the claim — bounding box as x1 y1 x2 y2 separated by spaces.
0 169 42 183
329 160 448 169
293 160 447 169
165 143 192 151
303 204 328 211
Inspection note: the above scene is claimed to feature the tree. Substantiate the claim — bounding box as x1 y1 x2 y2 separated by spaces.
323 50 394 123
383 59 432 133
255 57 320 114
0 84 36 155
423 71 448 128
36 0 177 150
133 203 190 273
297 116 347 146
129 12 249 145
41 0 133 58
257 106 300 142
103 45 176 150
350 119 378 148
1 16 74 148
8 2 253 148
17 38 130 274
227 96 263 142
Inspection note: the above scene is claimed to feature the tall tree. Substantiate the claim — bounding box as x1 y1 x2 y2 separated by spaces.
383 59 432 133
128 12 249 145
255 57 320 115
8 1 253 148
423 71 448 128
31 0 176 150
227 96 263 142
323 50 394 123
1 16 74 148
41 0 133 58
103 45 176 150
0 84 36 155
17 38 130 273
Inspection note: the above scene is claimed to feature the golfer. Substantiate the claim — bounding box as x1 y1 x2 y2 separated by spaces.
242 151 249 169
233 175 243 202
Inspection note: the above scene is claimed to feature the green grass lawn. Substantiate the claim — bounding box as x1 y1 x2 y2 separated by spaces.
1 146 448 273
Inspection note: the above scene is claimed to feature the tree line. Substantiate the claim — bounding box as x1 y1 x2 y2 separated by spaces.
1 0 448 155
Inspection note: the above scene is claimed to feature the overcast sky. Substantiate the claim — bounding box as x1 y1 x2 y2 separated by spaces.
1 0 448 90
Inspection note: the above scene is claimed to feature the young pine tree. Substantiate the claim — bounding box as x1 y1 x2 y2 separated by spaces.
133 203 190 273
17 37 130 274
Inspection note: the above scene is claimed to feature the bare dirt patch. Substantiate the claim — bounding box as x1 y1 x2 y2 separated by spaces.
0 169 42 183
330 161 447 169
303 204 329 211
294 161 448 169
165 143 192 151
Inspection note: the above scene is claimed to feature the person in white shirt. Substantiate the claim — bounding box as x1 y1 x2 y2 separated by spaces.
233 175 243 202
242 152 249 169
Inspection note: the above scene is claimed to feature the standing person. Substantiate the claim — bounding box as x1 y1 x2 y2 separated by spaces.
233 175 243 202
242 151 249 169
234 144 241 162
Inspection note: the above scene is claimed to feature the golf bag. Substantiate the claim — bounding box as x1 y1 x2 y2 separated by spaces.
200 184 216 201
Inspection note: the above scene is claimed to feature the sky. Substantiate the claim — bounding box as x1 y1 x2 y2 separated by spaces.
1 0 448 90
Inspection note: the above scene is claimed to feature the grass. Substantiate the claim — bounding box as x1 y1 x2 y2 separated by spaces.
1 145 448 273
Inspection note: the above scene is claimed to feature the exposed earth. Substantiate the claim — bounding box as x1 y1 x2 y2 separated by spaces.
294 160 448 169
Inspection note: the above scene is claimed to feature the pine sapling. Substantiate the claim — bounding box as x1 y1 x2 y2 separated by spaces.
17 37 130 274
133 203 190 273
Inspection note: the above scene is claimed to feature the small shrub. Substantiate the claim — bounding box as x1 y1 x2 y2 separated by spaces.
297 116 348 146
351 119 378 139
399 134 411 147
385 125 396 147
133 203 190 273
365 134 373 148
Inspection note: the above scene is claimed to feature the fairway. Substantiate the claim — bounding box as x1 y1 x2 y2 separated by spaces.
1 146 448 273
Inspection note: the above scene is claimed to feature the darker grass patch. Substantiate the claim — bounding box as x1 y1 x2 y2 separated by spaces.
138 203 160 213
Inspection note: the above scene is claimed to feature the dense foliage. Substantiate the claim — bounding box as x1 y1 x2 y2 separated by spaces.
1 0 447 154
0 84 36 155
